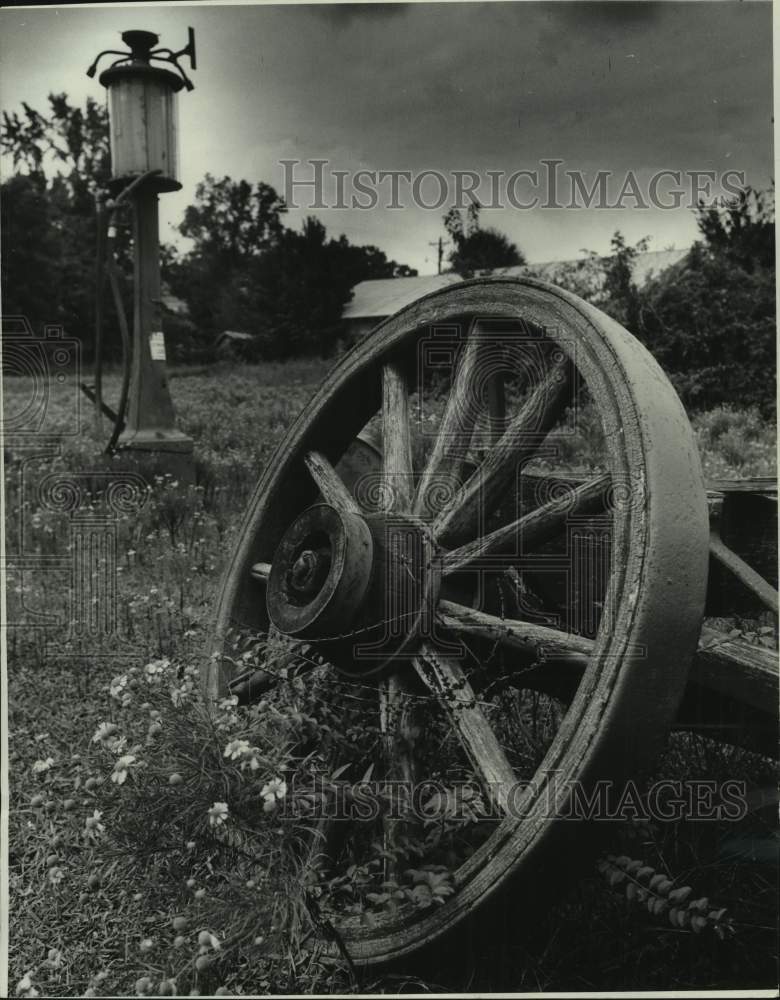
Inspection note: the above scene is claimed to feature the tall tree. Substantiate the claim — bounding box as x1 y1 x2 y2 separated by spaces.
240 216 418 358
1 173 63 325
178 174 287 266
601 231 650 330
171 175 288 340
443 202 524 277
1 94 130 351
694 187 774 274
2 92 111 204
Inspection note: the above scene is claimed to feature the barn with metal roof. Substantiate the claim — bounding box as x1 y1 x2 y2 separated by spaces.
342 249 687 338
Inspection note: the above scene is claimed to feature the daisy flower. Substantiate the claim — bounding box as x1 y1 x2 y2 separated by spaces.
84 809 105 839
91 722 119 744
170 680 194 707
223 739 251 761
111 755 136 785
261 777 287 812
144 658 169 682
208 801 229 827
109 675 128 700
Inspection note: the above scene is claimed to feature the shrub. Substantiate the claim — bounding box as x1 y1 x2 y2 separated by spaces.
638 247 775 414
692 405 776 478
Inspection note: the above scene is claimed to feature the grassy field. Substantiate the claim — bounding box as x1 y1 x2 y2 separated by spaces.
5 359 778 996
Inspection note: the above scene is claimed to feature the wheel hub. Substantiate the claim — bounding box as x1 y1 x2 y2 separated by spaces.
266 503 439 673
287 546 330 600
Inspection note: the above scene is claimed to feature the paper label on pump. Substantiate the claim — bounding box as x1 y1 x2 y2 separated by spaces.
149 331 167 361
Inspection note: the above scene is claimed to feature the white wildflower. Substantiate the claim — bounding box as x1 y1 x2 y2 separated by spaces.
16 971 40 997
48 866 65 886
223 739 251 761
16 972 34 995
109 674 128 700
208 801 229 827
111 754 136 785
261 777 287 812
91 722 119 744
144 658 169 682
84 809 105 838
198 929 221 950
46 949 63 969
170 678 194 707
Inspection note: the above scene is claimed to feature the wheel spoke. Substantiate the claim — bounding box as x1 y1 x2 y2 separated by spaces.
413 321 483 518
436 601 590 703
437 599 593 660
471 365 507 456
382 362 414 513
228 666 276 703
413 641 515 812
709 533 779 614
304 450 359 514
380 673 418 785
381 359 425 837
379 671 419 871
306 757 349 877
486 367 506 445
307 814 335 875
440 601 780 735
228 625 310 703
442 473 610 575
264 626 306 671
433 353 573 545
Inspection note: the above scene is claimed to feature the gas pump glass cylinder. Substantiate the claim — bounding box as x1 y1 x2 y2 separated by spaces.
100 63 183 194
108 75 179 187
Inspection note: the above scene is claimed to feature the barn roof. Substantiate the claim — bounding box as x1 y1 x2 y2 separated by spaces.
342 273 461 320
343 249 688 321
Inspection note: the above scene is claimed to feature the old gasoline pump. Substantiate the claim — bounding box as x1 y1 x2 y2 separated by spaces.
86 28 197 480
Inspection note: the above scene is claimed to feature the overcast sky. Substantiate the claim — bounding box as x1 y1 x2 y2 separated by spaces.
1 1 774 274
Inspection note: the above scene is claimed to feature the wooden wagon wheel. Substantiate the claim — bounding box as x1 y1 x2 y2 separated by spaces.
208 277 710 964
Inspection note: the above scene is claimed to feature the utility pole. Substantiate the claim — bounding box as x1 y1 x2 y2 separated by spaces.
428 236 449 274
